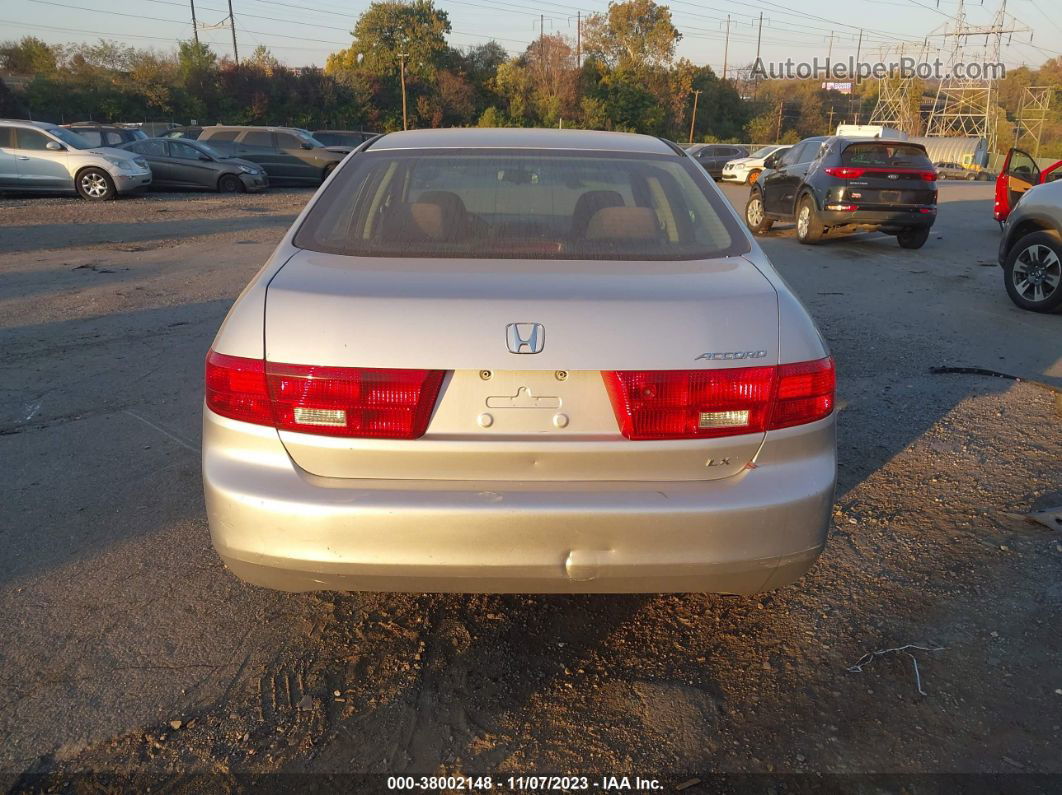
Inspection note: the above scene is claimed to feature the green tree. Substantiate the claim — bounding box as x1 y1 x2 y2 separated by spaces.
326 0 450 81
0 37 60 75
582 0 681 71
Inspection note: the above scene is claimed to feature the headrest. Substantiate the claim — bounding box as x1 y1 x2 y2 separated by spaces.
584 206 660 241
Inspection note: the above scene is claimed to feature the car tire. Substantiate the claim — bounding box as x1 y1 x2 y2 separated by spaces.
938 173 946 180
1002 230 1062 313
896 227 930 249
746 169 762 185
218 174 243 193
966 172 976 181
795 195 823 244
76 168 116 201
744 192 773 235
322 163 337 184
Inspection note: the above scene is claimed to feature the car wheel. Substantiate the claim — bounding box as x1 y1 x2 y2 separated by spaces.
896 227 930 249
744 193 773 235
795 196 823 244
76 168 116 201
746 169 762 185
1003 231 1062 313
218 174 243 193
966 172 976 181
322 163 337 184
938 173 946 180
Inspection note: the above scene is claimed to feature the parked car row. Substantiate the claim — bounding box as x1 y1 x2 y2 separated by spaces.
0 118 151 199
0 120 383 199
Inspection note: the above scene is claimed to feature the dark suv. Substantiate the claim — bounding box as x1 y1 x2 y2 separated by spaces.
745 136 937 248
689 144 749 179
197 126 347 185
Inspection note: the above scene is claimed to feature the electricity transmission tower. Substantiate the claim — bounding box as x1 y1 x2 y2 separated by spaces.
924 0 1026 152
869 42 926 135
1013 86 1052 157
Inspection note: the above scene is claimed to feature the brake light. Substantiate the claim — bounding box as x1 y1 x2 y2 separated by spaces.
603 358 834 440
771 358 836 430
825 167 864 179
825 166 936 182
205 351 445 439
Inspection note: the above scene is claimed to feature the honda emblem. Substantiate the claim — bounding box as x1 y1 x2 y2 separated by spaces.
506 323 544 354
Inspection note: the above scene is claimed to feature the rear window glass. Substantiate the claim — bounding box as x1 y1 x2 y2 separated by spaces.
842 143 931 168
294 150 747 261
206 130 238 142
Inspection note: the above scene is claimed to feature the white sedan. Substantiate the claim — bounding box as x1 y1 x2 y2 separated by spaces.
721 144 792 185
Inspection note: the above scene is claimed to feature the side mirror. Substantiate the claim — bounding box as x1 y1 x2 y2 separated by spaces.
301 143 313 150
46 141 63 151
764 154 778 169
199 154 212 161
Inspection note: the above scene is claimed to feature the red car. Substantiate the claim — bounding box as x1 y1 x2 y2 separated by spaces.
995 147 1062 223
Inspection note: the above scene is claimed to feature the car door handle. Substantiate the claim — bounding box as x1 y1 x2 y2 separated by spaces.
16 155 30 160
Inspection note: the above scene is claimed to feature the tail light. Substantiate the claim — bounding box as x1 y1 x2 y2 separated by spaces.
205 351 444 439
825 166 936 182
603 358 834 440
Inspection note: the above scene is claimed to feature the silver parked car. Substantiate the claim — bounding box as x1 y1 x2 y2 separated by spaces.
203 128 837 594
997 178 1062 313
0 119 151 200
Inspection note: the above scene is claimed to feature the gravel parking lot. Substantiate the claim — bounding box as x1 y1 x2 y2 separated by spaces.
1 182 1059 787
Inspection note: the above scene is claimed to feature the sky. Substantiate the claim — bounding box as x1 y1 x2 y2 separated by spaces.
2 0 1060 75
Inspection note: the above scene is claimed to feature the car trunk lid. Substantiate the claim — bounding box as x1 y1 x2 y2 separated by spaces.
263 249 779 481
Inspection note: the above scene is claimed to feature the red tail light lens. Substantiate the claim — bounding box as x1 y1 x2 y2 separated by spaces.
604 358 834 440
825 166 865 179
771 358 835 430
205 352 272 425
205 351 444 439
826 166 936 182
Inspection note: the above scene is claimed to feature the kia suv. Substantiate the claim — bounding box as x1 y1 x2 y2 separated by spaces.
0 119 152 200
745 136 937 247
203 128 836 594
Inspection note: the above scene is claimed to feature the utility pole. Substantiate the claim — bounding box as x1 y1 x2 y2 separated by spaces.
826 30 835 61
827 107 835 135
190 0 199 45
540 14 544 67
754 12 764 92
688 89 702 144
576 11 581 68
775 101 783 141
722 15 729 82
227 0 238 63
398 52 408 130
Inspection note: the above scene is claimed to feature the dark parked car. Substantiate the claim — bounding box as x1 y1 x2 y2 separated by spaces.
997 178 1062 313
116 138 268 193
197 126 347 185
688 144 749 179
312 129 379 148
161 125 204 140
745 136 937 248
62 123 148 148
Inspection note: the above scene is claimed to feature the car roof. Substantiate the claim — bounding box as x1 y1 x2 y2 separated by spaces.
0 119 57 129
205 125 305 133
368 128 678 155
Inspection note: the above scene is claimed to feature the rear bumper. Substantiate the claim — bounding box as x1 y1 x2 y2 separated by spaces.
203 407 836 594
820 206 936 228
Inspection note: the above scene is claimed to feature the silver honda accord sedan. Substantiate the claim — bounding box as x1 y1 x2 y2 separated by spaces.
203 128 836 594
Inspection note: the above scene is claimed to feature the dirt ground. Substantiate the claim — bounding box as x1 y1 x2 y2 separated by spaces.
1 182 1059 790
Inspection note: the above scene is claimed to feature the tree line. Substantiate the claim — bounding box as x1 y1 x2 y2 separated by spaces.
1 0 1059 155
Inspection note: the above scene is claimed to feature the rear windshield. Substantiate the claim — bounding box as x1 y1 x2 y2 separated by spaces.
293 149 746 261
842 143 931 169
